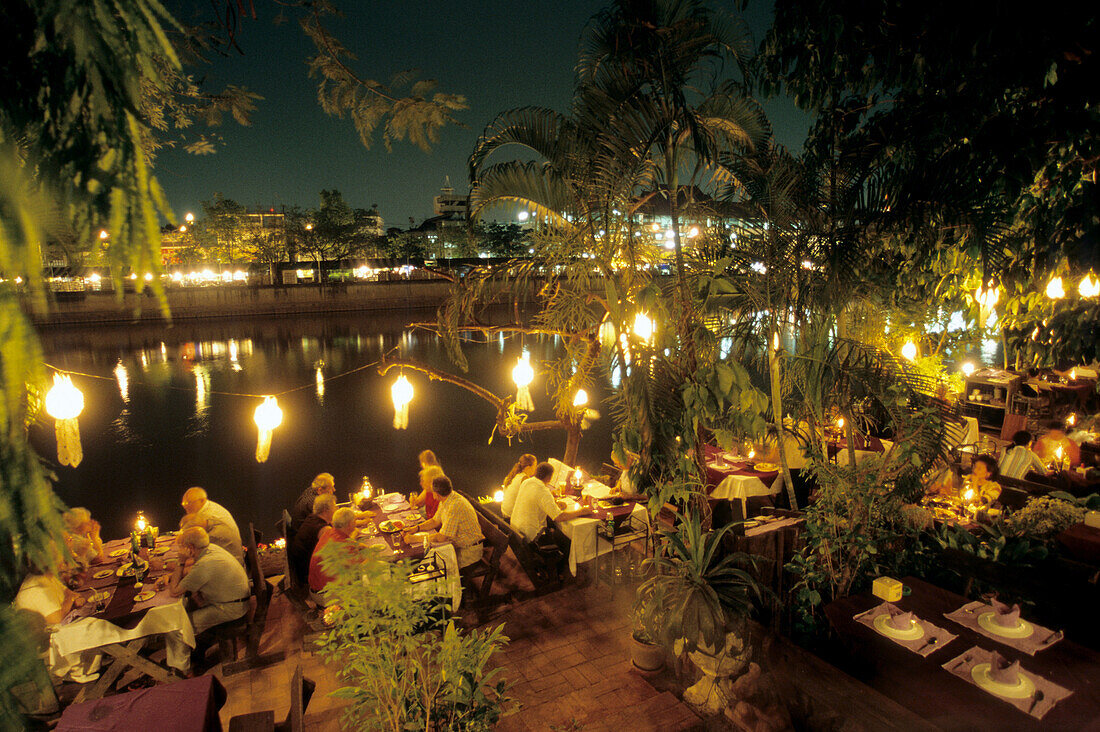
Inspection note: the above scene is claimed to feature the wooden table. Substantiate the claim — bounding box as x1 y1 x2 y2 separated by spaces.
61 536 193 700
1057 523 1100 565
824 577 1100 730
57 674 225 731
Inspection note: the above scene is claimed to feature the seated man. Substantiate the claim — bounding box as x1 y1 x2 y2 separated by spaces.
1035 426 1082 467
163 526 250 676
407 476 484 569
291 472 335 530
289 493 337 589
510 462 591 543
309 507 358 597
180 512 244 566
998 430 1048 480
180 487 243 563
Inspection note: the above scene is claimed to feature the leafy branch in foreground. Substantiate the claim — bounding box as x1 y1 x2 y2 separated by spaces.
299 0 468 151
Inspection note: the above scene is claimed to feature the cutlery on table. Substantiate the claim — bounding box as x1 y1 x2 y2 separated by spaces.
1027 689 1045 714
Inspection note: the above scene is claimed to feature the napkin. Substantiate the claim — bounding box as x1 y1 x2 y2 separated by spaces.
854 602 957 657
991 598 1022 628
943 646 1072 720
944 600 1064 655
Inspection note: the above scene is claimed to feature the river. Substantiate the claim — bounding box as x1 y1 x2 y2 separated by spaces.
34 310 613 541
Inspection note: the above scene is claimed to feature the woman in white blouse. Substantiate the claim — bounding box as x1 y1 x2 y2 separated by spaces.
501 454 537 518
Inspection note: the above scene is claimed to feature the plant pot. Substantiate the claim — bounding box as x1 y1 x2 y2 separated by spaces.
630 635 665 672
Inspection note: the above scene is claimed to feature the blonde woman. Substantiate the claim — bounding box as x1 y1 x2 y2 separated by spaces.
501 454 537 518
62 507 105 567
410 464 445 519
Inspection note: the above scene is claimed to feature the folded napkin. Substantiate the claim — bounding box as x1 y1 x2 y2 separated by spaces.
943 646 1072 720
944 600 1064 655
854 602 957 657
581 482 611 500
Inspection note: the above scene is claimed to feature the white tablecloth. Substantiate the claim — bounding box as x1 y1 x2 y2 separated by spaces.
709 470 783 517
409 543 462 613
557 503 648 576
52 600 195 668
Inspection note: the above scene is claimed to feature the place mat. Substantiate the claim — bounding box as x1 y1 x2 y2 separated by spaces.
945 601 1063 655
942 647 1071 719
855 602 957 657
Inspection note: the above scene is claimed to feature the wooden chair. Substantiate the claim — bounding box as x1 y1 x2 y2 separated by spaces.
465 492 561 594
461 513 510 618
218 523 285 676
228 664 315 732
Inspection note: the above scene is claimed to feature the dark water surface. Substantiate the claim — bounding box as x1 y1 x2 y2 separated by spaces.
35 311 612 540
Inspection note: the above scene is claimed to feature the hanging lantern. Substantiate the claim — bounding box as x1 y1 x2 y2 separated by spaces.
901 340 918 361
633 312 654 342
511 352 535 411
1045 275 1065 300
253 396 283 463
573 389 588 408
45 374 84 467
391 374 413 430
961 361 976 378
1079 272 1100 298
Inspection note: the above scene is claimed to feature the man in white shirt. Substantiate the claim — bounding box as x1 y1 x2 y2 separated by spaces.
180 486 244 563
510 462 591 542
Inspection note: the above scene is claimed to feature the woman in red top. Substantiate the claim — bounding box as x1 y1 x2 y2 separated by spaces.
308 508 358 594
410 462 445 519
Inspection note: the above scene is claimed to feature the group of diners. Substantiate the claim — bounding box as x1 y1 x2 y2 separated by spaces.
13 485 252 682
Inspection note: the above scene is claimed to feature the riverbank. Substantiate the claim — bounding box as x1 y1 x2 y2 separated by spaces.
33 279 524 327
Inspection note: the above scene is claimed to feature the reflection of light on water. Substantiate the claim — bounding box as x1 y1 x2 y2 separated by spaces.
193 364 209 414
315 366 325 402
498 332 505 353
114 361 129 402
140 351 148 370
160 342 167 361
229 339 242 371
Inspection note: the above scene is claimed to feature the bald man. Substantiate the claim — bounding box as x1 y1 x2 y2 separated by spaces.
180 487 243 563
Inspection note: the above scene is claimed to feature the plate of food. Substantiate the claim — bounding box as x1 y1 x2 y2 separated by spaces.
115 563 138 578
133 590 157 603
378 519 406 534
86 590 110 603
753 462 780 473
108 547 129 558
382 502 409 514
152 546 170 555
92 569 114 580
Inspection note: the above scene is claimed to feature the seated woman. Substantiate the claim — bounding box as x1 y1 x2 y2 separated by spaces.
501 454 537 518
14 558 101 683
62 507 105 567
410 464 445 520
964 454 1002 505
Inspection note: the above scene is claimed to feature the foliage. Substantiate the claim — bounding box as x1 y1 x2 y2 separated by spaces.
1003 496 1087 543
785 460 921 631
316 541 509 732
931 522 1049 566
298 0 468 152
636 514 763 653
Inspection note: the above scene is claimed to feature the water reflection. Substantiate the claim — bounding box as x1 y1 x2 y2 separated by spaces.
35 311 614 539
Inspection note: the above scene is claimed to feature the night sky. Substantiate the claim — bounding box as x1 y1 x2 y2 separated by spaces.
157 1 809 227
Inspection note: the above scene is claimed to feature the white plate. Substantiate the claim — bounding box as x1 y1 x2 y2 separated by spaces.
92 569 114 580
133 590 156 603
873 614 925 641
108 548 129 558
86 590 110 603
977 612 1034 639
382 503 408 513
971 663 1036 699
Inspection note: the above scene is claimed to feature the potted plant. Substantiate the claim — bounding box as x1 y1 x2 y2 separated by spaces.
638 514 763 713
630 587 666 673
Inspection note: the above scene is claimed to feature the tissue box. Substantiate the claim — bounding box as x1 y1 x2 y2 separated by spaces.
873 576 903 602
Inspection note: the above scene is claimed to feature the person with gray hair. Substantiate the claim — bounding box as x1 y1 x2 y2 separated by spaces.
179 486 243 562
62 506 105 566
180 511 244 566
162 526 249 675
289 492 337 589
308 507 357 595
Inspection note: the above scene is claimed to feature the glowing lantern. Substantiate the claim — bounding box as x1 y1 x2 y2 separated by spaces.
45 374 84 467
135 513 147 532
961 361 975 378
512 352 535 411
837 417 846 431
974 282 999 310
1067 413 1077 428
1054 445 1065 470
901 340 918 361
391 374 413 430
1045 276 1065 300
1070 368 1077 381
573 389 588 408
253 396 282 463
963 488 975 503
493 489 505 503
633 312 654 342
1080 272 1100 298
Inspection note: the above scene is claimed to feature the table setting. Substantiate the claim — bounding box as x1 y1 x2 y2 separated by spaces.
942 647 1072 720
944 598 1064 655
854 601 958 657
702 444 783 515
